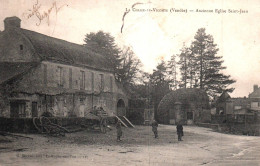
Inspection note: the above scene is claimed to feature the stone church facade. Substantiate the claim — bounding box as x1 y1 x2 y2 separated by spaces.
0 16 128 118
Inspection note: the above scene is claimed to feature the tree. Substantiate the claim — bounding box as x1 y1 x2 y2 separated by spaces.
166 54 178 90
177 43 197 89
190 28 235 97
84 31 143 93
149 61 170 120
117 47 142 87
83 31 122 74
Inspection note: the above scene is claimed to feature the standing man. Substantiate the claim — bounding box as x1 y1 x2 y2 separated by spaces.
116 121 122 141
100 117 107 133
176 123 183 141
151 120 158 138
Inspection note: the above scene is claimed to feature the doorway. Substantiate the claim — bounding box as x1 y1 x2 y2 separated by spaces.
32 102 38 117
117 99 126 116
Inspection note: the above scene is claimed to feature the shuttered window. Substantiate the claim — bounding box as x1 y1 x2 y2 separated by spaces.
69 68 72 89
80 71 85 90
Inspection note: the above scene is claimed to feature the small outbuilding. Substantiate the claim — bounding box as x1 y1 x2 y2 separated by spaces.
157 88 210 125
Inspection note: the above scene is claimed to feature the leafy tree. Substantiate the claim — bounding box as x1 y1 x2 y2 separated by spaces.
117 47 142 87
83 31 122 74
190 28 235 97
84 31 143 94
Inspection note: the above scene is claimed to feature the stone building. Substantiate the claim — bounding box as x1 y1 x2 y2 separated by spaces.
215 91 233 115
0 16 128 118
249 84 260 109
157 88 210 125
213 87 260 125
215 85 260 116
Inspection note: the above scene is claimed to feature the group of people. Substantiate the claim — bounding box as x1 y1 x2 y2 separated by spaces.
115 120 184 142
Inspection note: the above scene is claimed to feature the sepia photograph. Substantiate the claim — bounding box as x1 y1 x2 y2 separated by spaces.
0 0 260 165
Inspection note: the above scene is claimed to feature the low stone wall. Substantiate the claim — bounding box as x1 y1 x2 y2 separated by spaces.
0 117 103 133
196 122 214 128
218 123 260 136
0 117 36 133
197 122 260 136
183 122 260 136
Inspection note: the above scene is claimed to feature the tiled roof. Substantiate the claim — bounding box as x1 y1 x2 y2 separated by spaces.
249 88 260 98
217 91 231 103
18 28 112 71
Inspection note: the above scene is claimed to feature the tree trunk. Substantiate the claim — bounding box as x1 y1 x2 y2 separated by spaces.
200 48 203 89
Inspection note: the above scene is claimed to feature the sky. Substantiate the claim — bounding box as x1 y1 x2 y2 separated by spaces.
0 0 259 97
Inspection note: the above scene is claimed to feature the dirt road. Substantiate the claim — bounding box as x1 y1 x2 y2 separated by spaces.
0 125 259 166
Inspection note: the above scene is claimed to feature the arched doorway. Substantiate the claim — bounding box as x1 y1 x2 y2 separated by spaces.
117 99 126 116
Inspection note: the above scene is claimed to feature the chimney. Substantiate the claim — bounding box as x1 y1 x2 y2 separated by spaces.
4 16 21 30
253 84 258 92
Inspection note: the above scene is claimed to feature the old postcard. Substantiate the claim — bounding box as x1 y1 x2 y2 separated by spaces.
0 0 259 165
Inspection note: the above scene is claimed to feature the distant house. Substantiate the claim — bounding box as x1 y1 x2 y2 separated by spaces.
215 88 260 115
232 97 250 110
214 86 260 124
249 84 260 109
215 91 233 115
0 16 128 118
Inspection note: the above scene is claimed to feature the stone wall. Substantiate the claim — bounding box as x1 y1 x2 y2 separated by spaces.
0 61 128 118
0 28 39 62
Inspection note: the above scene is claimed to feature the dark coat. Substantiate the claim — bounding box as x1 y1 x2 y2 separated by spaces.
116 122 122 136
176 124 183 136
151 121 158 132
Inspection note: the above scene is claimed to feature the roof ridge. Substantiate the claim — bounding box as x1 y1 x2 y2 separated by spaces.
21 28 88 50
15 28 113 71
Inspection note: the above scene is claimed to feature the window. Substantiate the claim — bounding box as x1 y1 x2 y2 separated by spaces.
91 72 94 91
100 74 104 91
110 76 113 92
69 68 72 89
57 66 63 87
10 102 26 118
20 44 23 50
80 71 85 90
187 112 193 120
80 98 84 105
251 102 258 108
18 103 26 117
234 106 242 110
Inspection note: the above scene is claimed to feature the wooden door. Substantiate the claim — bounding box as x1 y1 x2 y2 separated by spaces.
32 102 38 117
10 102 19 118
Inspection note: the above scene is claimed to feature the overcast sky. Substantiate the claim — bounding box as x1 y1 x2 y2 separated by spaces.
0 0 259 97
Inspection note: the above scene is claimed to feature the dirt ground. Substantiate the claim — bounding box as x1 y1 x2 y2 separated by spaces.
0 125 260 166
